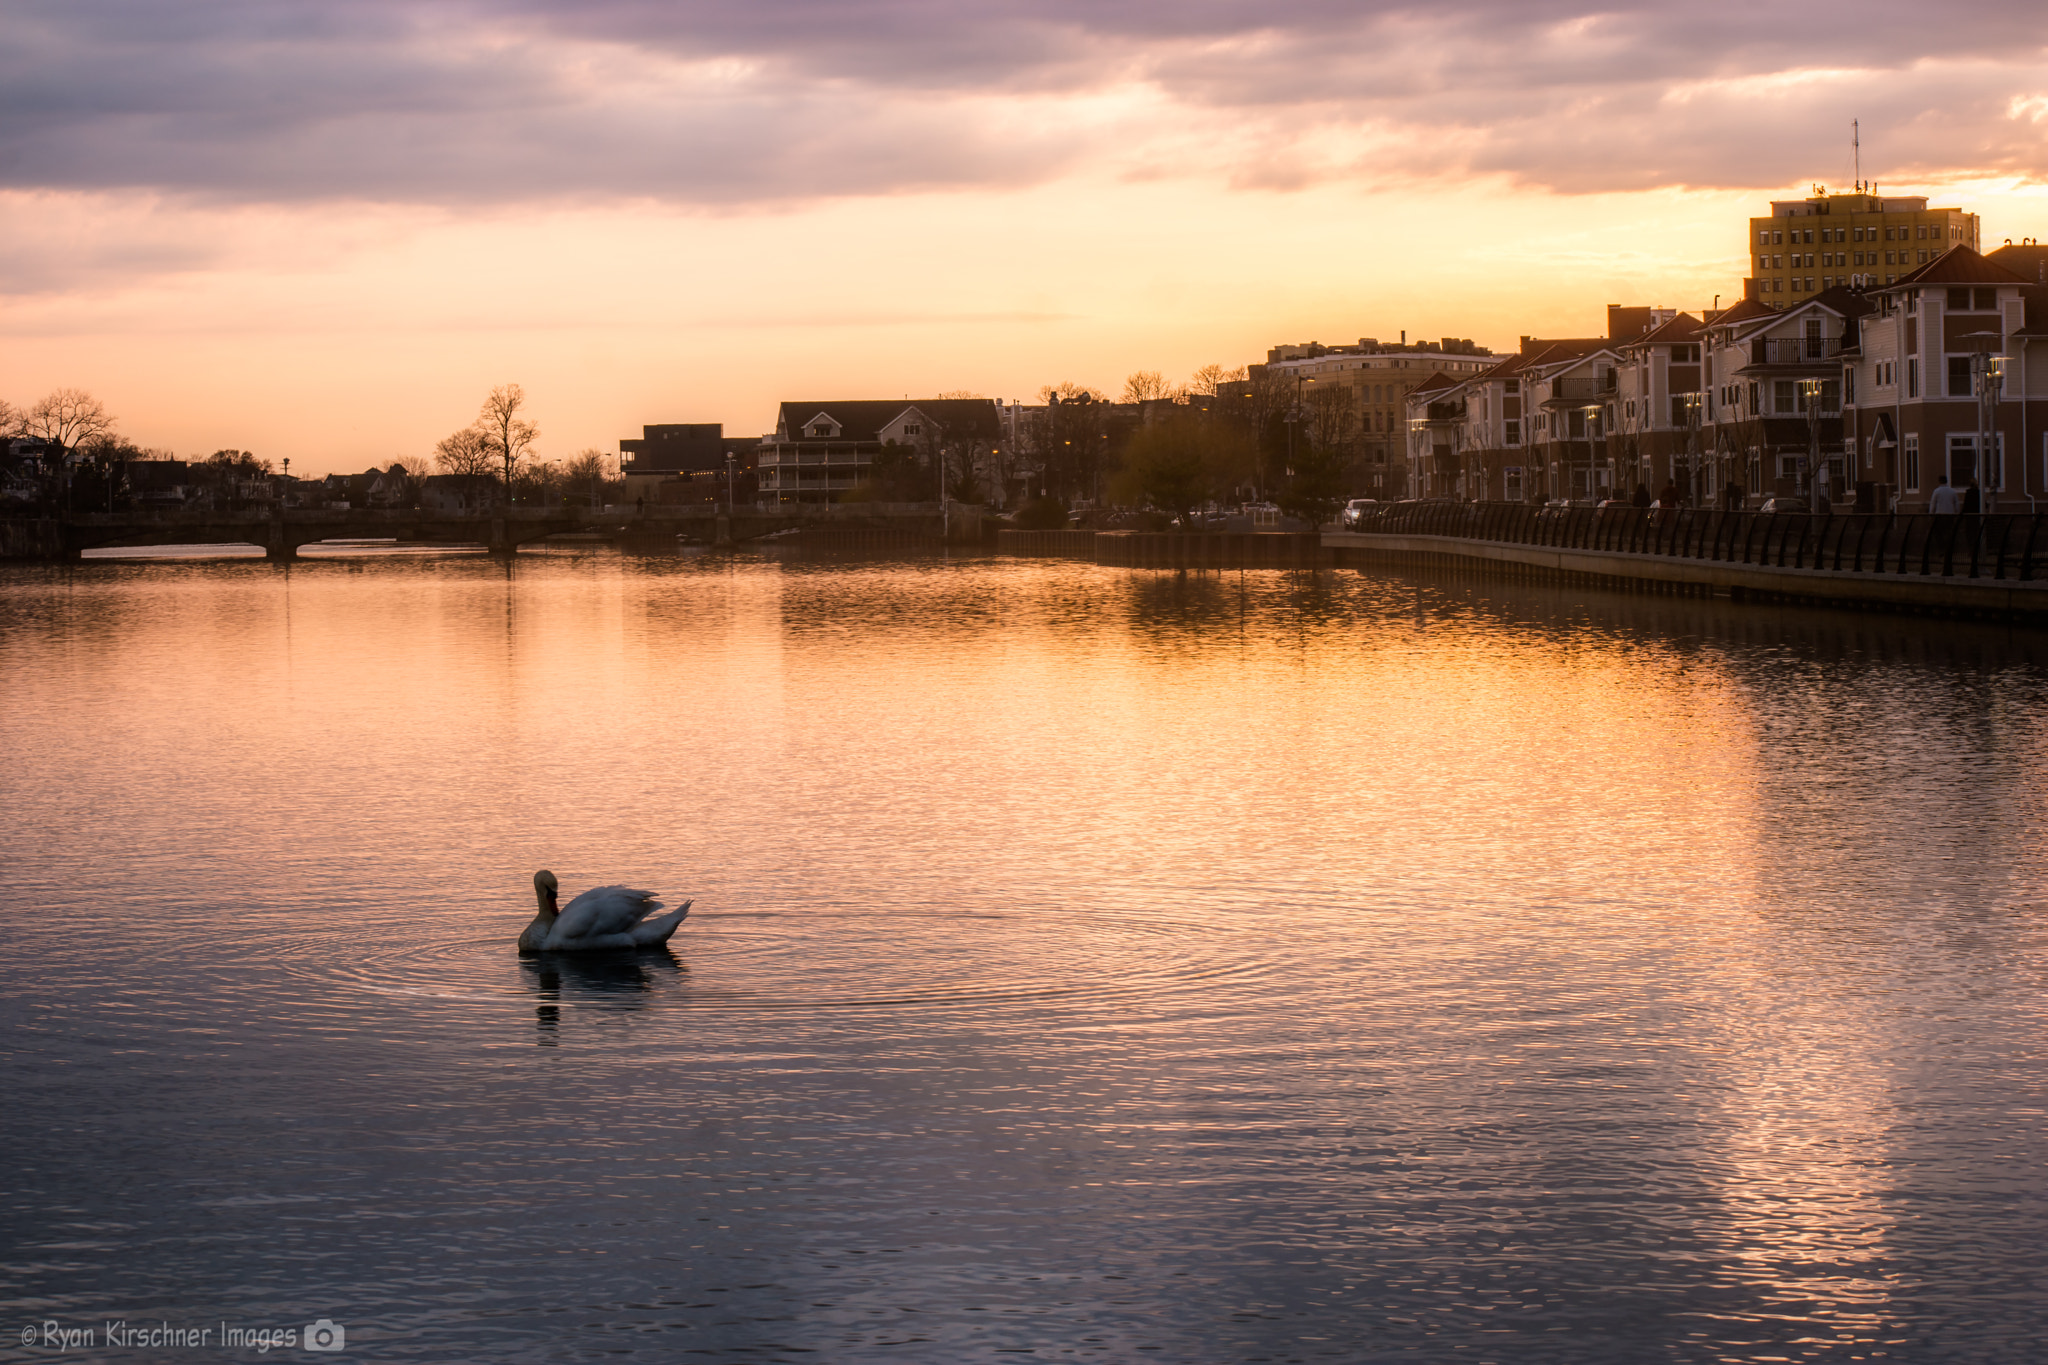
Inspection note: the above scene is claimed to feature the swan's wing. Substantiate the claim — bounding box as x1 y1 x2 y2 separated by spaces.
550 885 664 943
629 900 692 946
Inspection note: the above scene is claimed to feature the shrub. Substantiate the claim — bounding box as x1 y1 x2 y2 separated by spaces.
1013 497 1069 530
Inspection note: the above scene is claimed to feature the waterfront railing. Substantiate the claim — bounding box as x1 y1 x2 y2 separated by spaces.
1360 502 2048 583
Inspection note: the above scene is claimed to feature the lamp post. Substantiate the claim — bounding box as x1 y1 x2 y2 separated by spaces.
1579 404 1603 504
1678 392 1704 505
1974 351 2007 509
1797 377 1823 505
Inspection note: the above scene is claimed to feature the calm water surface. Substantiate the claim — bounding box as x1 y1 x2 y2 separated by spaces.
4 549 2047 1363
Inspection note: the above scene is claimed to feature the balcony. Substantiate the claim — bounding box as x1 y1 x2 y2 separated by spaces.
1750 336 1843 366
1545 376 1616 406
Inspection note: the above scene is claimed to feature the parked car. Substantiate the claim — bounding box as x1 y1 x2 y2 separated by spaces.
1757 496 1810 514
1341 498 1380 529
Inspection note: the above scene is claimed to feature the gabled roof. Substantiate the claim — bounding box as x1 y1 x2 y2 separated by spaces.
1524 341 1619 376
774 398 1002 443
1987 243 2048 287
1803 283 1875 319
1708 296 1777 330
1890 244 2030 289
1518 335 1605 357
1408 372 1457 398
1624 312 1703 352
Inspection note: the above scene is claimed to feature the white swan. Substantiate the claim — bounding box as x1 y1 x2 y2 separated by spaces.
518 869 691 954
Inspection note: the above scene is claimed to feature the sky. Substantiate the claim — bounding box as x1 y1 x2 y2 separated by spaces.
5 0 2048 475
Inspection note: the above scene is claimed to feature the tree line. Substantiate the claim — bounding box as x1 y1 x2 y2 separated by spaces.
1012 363 1357 533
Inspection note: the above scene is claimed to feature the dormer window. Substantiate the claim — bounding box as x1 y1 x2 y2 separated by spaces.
904 424 922 436
810 425 831 437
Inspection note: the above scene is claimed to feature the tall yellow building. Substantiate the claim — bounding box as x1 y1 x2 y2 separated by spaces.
1746 187 1978 307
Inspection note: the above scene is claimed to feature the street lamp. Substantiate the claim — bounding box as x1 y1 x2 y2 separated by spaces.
1579 404 1603 504
1797 377 1824 506
1677 392 1704 505
1975 351 2007 508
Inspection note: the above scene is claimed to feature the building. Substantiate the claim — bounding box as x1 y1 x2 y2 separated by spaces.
1840 245 2038 510
1697 289 1870 503
1403 308 1680 502
618 424 760 504
1747 187 1979 308
1227 337 1495 497
755 399 1004 503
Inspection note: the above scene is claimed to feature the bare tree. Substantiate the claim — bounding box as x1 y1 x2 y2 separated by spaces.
24 388 113 451
516 458 564 508
934 389 985 400
1306 385 1358 457
1187 364 1248 397
563 448 614 508
1121 370 1180 404
0 398 21 436
478 384 539 503
435 426 498 480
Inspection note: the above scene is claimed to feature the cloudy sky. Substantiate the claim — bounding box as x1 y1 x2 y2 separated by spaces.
5 0 2047 471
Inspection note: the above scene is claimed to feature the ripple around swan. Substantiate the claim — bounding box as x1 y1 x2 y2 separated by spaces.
279 907 1288 1018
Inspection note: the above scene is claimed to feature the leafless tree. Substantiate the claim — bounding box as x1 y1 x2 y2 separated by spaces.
516 458 564 508
434 426 498 480
1187 364 1248 397
478 384 539 502
563 448 615 507
0 398 21 436
1121 371 1181 404
24 388 113 451
1306 385 1358 456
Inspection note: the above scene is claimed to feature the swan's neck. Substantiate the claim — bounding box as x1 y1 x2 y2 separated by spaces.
517 894 559 955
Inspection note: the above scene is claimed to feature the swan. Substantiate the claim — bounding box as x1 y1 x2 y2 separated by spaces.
518 870 691 954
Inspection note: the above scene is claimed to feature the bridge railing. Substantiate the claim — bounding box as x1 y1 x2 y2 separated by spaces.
1359 502 2048 583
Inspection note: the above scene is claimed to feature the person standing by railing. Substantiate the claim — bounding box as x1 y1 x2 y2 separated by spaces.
1929 475 1962 514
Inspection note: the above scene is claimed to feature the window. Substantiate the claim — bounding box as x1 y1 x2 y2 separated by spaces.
1916 225 1927 239
1975 288 1997 310
1949 356 1973 397
1804 229 1814 243
1908 357 1918 398
1748 381 1759 412
1505 419 1521 446
1774 380 1797 413
1775 231 1784 244
1950 433 1977 485
1904 434 1920 491
904 423 922 435
1846 368 1855 404
1948 287 1970 310
1670 395 1691 427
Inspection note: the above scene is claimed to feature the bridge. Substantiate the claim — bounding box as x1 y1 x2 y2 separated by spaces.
20 501 984 560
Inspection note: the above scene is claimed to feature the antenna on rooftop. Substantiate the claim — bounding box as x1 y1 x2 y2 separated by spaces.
1853 119 1861 192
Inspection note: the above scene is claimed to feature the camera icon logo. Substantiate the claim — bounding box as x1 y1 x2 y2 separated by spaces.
305 1319 346 1352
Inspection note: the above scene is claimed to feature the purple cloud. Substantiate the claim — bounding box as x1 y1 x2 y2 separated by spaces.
3 1 2044 204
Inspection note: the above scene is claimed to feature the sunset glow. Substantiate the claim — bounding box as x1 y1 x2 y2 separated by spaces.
7 2 2048 472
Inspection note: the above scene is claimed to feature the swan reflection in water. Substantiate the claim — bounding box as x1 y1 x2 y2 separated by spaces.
523 947 686 1045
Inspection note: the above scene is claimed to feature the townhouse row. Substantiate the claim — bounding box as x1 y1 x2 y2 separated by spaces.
1403 242 2048 511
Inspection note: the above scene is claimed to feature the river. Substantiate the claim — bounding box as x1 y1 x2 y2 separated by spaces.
4 547 2046 1362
